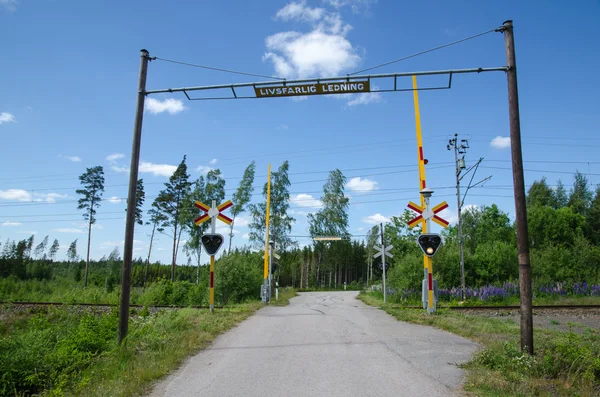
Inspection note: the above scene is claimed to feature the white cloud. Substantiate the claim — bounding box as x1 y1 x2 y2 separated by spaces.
0 189 67 203
290 193 323 208
264 2 359 79
242 233 250 240
111 165 129 173
61 155 81 163
106 153 125 162
346 89 382 106
234 216 250 227
107 196 122 204
196 165 213 174
216 225 238 236
490 136 511 149
362 213 390 224
42 193 68 203
17 230 37 235
0 0 17 11
277 124 289 130
325 0 375 13
139 162 177 177
275 1 325 21
209 158 217 165
290 209 310 217
2 221 21 227
145 98 186 115
346 177 378 192
0 189 31 201
441 208 457 226
0 112 16 124
52 228 84 234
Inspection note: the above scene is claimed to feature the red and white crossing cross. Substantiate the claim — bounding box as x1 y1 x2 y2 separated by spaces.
194 200 234 226
406 200 450 228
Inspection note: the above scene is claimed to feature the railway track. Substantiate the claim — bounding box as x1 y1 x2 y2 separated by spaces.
0 301 225 309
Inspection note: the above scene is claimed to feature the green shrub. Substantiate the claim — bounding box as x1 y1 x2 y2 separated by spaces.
0 309 118 395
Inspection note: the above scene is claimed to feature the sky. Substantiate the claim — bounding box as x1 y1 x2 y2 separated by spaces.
1 0 599 264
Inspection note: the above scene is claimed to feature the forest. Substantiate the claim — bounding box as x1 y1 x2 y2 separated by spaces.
1 157 600 305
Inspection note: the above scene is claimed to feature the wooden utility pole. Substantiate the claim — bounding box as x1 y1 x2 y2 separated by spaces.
502 20 534 354
119 49 149 345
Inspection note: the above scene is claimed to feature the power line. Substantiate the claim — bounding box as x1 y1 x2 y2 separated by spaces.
349 27 499 75
481 166 600 176
1 211 125 218
153 56 284 81
1 217 124 224
0 162 452 194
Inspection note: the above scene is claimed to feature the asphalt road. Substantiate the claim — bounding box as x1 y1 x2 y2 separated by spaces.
148 292 478 397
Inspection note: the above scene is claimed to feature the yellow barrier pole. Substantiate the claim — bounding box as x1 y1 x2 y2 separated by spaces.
412 76 434 312
262 164 272 302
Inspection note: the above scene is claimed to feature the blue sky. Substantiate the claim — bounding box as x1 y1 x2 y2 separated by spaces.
1 0 599 264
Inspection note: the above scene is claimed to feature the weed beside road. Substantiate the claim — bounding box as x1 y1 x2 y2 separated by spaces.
359 292 600 397
269 287 298 306
0 303 261 396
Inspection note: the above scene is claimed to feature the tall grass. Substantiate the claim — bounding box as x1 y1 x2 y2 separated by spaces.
0 304 260 396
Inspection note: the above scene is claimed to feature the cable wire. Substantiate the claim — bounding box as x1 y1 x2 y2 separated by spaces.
349 28 499 75
153 56 284 81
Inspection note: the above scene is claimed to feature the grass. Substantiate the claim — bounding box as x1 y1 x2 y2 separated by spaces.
379 294 600 308
359 292 600 397
0 303 262 397
270 287 298 306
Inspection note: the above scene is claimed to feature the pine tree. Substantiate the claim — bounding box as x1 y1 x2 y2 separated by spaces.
76 165 105 287
155 156 191 281
127 178 145 225
229 161 255 252
33 235 49 259
67 239 78 262
144 199 167 286
48 239 60 261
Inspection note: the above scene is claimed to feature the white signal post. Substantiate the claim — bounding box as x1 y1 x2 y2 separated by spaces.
374 223 393 303
194 199 233 313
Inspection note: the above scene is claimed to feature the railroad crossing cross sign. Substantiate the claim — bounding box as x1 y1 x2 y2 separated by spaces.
373 245 393 259
194 200 233 226
406 201 449 228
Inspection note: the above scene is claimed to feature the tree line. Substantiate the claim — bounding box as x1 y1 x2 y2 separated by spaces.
2 160 599 294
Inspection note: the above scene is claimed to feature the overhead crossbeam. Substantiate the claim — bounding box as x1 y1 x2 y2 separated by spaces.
145 66 508 101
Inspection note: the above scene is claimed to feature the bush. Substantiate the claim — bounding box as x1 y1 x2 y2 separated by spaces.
0 309 118 395
214 252 262 305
